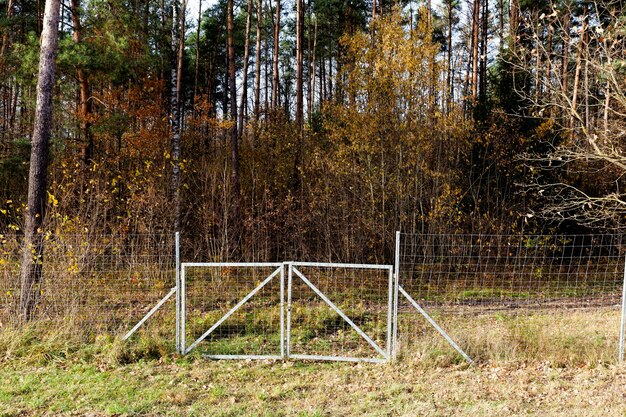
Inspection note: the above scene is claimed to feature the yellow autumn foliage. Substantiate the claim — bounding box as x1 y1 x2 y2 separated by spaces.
308 6 471 250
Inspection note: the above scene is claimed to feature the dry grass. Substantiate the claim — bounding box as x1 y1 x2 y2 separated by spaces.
2 356 626 416
397 307 621 366
1 307 626 416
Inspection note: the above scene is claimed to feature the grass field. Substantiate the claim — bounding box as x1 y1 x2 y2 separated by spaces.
2 355 626 416
2 306 626 416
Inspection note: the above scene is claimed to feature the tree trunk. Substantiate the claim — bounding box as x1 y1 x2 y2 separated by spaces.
546 17 553 110
193 0 202 116
295 0 303 128
509 0 519 49
603 80 609 136
320 55 325 102
306 0 311 120
310 16 317 117
171 0 184 231
561 12 570 103
253 0 262 120
264 5 269 112
534 10 541 103
19 0 61 321
583 27 589 130
479 0 487 101
227 0 241 253
471 0 479 103
0 0 15 64
569 8 587 136
70 0 93 166
446 0 453 113
239 0 253 136
160 0 166 103
328 54 333 101
176 0 186 128
271 0 280 110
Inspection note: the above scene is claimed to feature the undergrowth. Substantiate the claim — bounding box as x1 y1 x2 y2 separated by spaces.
0 307 621 369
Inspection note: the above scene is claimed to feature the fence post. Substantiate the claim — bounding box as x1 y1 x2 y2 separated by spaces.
286 262 292 360
619 254 626 362
175 232 181 354
280 263 285 359
180 252 186 355
386 265 393 359
392 230 400 360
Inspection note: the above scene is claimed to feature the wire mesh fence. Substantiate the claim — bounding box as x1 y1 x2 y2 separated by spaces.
2 231 626 364
396 233 626 363
0 233 176 337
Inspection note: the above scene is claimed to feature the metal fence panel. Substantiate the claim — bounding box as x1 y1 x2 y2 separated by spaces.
286 262 393 363
181 262 284 358
0 233 176 337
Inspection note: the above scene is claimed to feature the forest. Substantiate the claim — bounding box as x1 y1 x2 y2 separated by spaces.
0 0 624 264
2 2 626 414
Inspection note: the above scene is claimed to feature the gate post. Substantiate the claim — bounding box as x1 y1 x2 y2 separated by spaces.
175 232 181 354
392 231 400 360
286 262 293 360
619 255 626 362
280 263 286 359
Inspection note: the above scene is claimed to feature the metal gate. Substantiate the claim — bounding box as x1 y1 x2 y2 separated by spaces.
287 262 393 363
122 233 463 363
180 262 285 359
151 260 395 362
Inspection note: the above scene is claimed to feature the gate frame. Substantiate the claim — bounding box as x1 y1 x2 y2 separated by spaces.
175 260 394 362
179 262 285 359
286 262 394 363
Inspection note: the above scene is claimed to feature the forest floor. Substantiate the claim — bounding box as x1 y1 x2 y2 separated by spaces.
2 357 626 416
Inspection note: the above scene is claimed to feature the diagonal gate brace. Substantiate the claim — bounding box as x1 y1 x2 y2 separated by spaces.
399 285 473 364
292 267 388 359
123 286 177 341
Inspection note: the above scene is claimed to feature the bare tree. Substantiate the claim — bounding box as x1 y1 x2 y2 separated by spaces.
517 0 626 230
239 0 253 136
19 0 62 320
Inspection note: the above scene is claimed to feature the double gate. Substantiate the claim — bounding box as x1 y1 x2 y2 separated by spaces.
179 262 393 363
123 233 473 363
